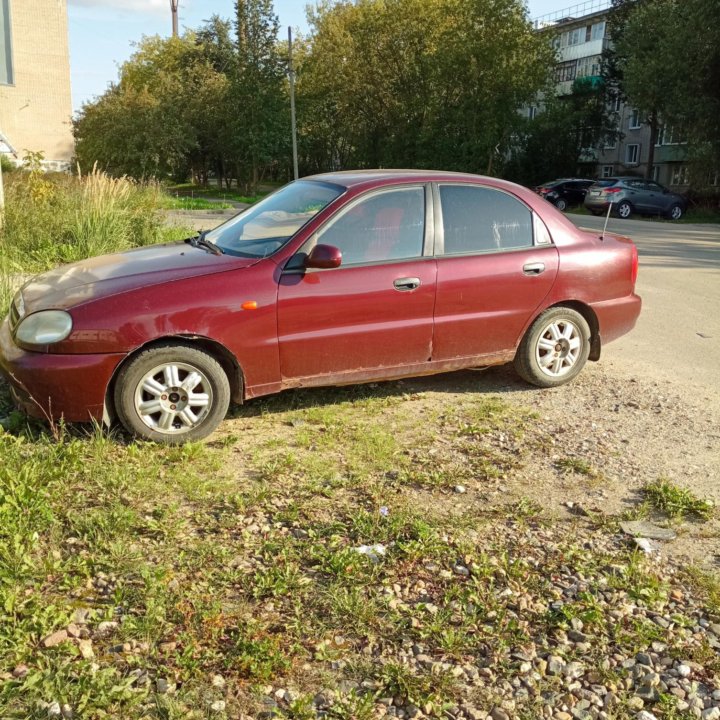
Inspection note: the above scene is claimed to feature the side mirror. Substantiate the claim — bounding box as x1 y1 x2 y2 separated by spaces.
305 244 342 270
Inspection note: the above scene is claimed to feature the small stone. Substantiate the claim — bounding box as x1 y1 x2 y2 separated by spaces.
636 652 653 667
620 521 677 541
42 630 68 648
210 700 226 713
564 661 585 679
453 564 470 577
78 640 94 659
701 709 720 720
47 702 62 718
677 664 692 678
12 664 28 678
490 708 510 720
453 485 466 494
71 608 92 624
156 678 170 694
636 712 658 720
65 624 81 639
555 713 572 720
708 623 720 637
158 641 177 652
61 704 73 719
547 655 566 675
96 621 118 636
211 674 226 688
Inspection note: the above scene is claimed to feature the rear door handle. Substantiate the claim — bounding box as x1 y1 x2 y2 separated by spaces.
393 277 421 291
523 262 545 276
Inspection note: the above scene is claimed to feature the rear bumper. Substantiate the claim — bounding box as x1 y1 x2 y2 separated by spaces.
0 317 124 422
592 293 642 346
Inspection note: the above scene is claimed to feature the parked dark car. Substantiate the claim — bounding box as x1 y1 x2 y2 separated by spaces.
535 179 595 211
584 177 687 220
1 171 641 444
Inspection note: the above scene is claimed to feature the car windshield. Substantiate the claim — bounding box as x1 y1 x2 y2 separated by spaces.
206 180 345 257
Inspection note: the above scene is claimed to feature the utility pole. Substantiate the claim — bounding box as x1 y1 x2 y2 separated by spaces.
288 27 299 181
170 0 179 37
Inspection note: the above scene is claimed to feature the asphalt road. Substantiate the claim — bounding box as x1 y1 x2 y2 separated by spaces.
567 213 720 403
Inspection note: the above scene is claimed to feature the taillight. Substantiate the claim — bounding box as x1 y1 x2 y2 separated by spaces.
631 244 639 285
538 187 549 195
604 187 622 194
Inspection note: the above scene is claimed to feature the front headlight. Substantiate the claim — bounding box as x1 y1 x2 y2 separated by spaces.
15 310 73 345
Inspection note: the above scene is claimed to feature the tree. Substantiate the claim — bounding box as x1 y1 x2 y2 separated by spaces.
231 0 289 192
605 0 720 183
299 0 554 174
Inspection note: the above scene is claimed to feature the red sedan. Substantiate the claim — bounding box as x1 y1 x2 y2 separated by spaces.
0 171 640 443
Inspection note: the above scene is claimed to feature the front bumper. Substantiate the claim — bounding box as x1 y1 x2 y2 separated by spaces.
0 317 125 422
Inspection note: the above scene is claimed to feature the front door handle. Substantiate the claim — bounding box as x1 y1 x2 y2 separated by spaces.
393 277 421 291
523 262 545 276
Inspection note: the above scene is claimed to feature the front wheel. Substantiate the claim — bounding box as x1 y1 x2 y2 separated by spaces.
615 201 632 219
514 307 591 388
114 344 231 444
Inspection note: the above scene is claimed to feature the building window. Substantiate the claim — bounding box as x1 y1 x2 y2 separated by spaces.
652 166 660 182
629 110 642 129
591 21 606 40
671 165 689 185
602 165 614 178
610 96 622 113
0 0 13 85
555 60 577 83
576 55 601 78
604 136 617 150
625 144 640 164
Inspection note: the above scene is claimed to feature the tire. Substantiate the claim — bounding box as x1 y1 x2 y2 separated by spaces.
615 201 632 219
555 198 568 211
667 203 683 221
514 307 591 388
114 343 231 444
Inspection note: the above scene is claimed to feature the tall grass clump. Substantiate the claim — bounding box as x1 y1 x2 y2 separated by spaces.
0 156 184 314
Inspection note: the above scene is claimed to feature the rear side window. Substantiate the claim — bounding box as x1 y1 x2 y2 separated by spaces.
439 185 533 255
593 179 618 187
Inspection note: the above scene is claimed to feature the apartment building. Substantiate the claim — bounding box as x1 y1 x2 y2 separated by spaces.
0 0 74 169
533 0 691 189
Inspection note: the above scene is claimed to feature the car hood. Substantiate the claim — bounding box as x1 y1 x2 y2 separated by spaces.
20 242 259 313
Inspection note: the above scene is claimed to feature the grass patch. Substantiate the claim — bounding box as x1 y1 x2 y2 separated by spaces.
160 196 232 211
643 478 715 520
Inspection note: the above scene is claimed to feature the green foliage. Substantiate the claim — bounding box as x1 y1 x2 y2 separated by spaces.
605 0 720 183
300 0 554 174
643 479 715 520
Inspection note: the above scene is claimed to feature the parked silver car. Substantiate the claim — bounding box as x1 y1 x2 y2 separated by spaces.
584 177 687 220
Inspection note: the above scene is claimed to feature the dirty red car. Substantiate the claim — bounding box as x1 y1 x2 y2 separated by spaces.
0 171 641 443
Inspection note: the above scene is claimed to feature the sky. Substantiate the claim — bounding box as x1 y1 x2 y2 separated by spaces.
68 0 568 111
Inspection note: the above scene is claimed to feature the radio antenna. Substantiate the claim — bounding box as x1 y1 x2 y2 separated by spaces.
600 202 613 241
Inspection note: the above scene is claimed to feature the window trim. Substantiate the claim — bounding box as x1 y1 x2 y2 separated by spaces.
629 109 642 130
284 183 432 273
601 165 614 178
432 182 545 258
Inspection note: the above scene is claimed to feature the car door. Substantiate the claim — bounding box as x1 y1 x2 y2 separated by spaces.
644 181 669 213
626 179 651 211
432 183 559 361
277 185 437 382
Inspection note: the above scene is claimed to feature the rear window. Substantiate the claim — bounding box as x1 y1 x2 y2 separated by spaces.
592 179 619 187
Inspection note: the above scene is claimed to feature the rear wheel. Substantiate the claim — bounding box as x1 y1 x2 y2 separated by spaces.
555 198 568 211
514 307 591 388
616 201 632 219
114 344 230 444
668 204 683 221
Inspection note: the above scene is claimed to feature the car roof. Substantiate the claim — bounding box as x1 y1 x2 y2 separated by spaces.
303 169 524 193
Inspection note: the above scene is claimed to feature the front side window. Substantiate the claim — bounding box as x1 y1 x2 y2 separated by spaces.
439 185 533 255
0 0 13 85
208 180 344 257
316 187 425 266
